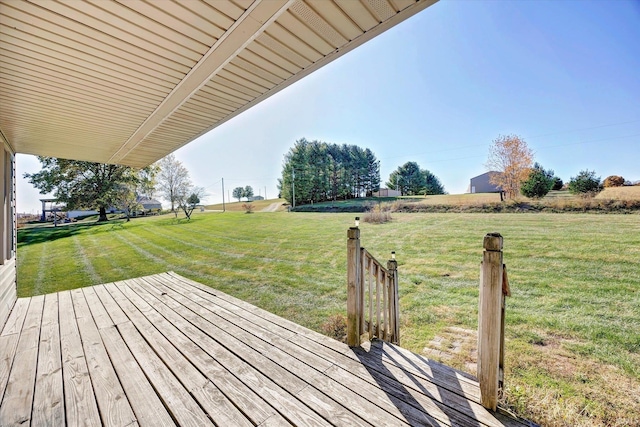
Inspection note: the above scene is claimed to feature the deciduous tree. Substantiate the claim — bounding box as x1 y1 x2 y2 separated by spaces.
232 187 244 202
485 134 534 199
114 182 141 222
137 163 159 199
177 186 206 220
24 157 140 222
603 175 625 187
244 185 254 201
156 154 190 212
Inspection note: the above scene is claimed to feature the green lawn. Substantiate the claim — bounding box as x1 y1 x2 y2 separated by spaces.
17 211 640 426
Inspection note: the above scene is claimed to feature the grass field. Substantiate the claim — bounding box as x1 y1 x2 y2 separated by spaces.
289 189 640 214
596 186 640 200
206 198 287 212
16 211 640 426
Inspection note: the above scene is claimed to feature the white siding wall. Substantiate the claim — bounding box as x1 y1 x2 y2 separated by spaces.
0 144 17 330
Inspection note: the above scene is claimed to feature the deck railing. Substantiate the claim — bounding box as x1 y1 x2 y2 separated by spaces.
360 247 400 344
346 223 399 347
478 232 511 411
347 223 511 412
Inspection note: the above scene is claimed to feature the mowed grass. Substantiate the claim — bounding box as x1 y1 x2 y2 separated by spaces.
206 198 287 212
17 211 640 426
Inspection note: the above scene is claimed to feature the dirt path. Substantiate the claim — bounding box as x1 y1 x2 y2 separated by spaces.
260 202 282 212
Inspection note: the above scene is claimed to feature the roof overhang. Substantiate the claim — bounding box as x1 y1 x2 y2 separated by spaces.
1 0 437 168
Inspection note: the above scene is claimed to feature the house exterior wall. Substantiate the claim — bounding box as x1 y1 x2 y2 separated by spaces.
67 210 99 219
141 204 162 211
0 142 17 330
470 172 502 193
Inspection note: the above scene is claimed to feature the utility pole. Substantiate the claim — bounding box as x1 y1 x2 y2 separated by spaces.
265 186 267 200
292 169 295 209
221 178 225 212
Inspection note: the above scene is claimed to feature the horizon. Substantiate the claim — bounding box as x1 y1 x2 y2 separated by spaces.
16 0 640 213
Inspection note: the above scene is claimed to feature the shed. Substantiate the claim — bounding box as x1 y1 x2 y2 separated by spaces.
469 171 502 193
138 197 163 211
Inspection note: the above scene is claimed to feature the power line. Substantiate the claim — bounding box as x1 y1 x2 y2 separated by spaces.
378 118 640 162
527 119 640 139
402 133 640 165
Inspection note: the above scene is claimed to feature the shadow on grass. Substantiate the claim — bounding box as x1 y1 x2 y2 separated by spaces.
155 216 201 226
17 220 125 246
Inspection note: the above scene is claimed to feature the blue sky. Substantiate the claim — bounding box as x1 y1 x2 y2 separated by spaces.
17 0 640 212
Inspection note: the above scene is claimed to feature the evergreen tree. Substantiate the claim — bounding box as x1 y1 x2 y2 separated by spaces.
278 138 381 206
386 162 445 196
568 170 602 196
521 163 554 198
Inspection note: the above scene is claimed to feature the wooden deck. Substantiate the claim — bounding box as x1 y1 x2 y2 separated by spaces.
0 272 529 426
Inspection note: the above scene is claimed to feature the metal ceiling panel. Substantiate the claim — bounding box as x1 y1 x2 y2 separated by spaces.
0 0 437 167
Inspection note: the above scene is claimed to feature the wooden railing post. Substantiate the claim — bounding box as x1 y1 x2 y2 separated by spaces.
478 233 504 411
387 252 399 345
347 225 361 347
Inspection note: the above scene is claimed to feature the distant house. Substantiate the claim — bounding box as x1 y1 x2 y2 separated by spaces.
137 197 162 214
67 210 99 219
373 188 402 197
249 195 264 202
468 171 502 193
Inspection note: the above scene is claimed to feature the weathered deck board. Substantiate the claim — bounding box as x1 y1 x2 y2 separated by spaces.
0 272 527 427
32 293 64 426
0 295 44 425
58 290 102 427
71 288 138 427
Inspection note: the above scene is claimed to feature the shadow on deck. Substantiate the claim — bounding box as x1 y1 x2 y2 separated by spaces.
0 272 531 426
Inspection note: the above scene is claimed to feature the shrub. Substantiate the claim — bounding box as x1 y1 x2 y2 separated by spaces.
320 314 347 343
552 177 563 191
521 163 554 199
603 175 625 187
242 203 254 213
363 204 392 224
567 170 602 197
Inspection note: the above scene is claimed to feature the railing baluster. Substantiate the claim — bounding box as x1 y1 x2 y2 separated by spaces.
359 248 366 335
376 264 382 339
383 268 388 341
388 256 399 345
368 255 374 340
347 224 400 346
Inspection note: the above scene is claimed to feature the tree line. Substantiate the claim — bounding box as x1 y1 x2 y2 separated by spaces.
278 138 381 205
25 154 204 221
232 186 254 202
486 134 627 199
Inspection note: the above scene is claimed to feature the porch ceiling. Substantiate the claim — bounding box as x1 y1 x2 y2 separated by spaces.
0 0 437 168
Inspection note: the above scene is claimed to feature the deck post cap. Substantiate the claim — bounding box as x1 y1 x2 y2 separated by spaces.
483 233 503 251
